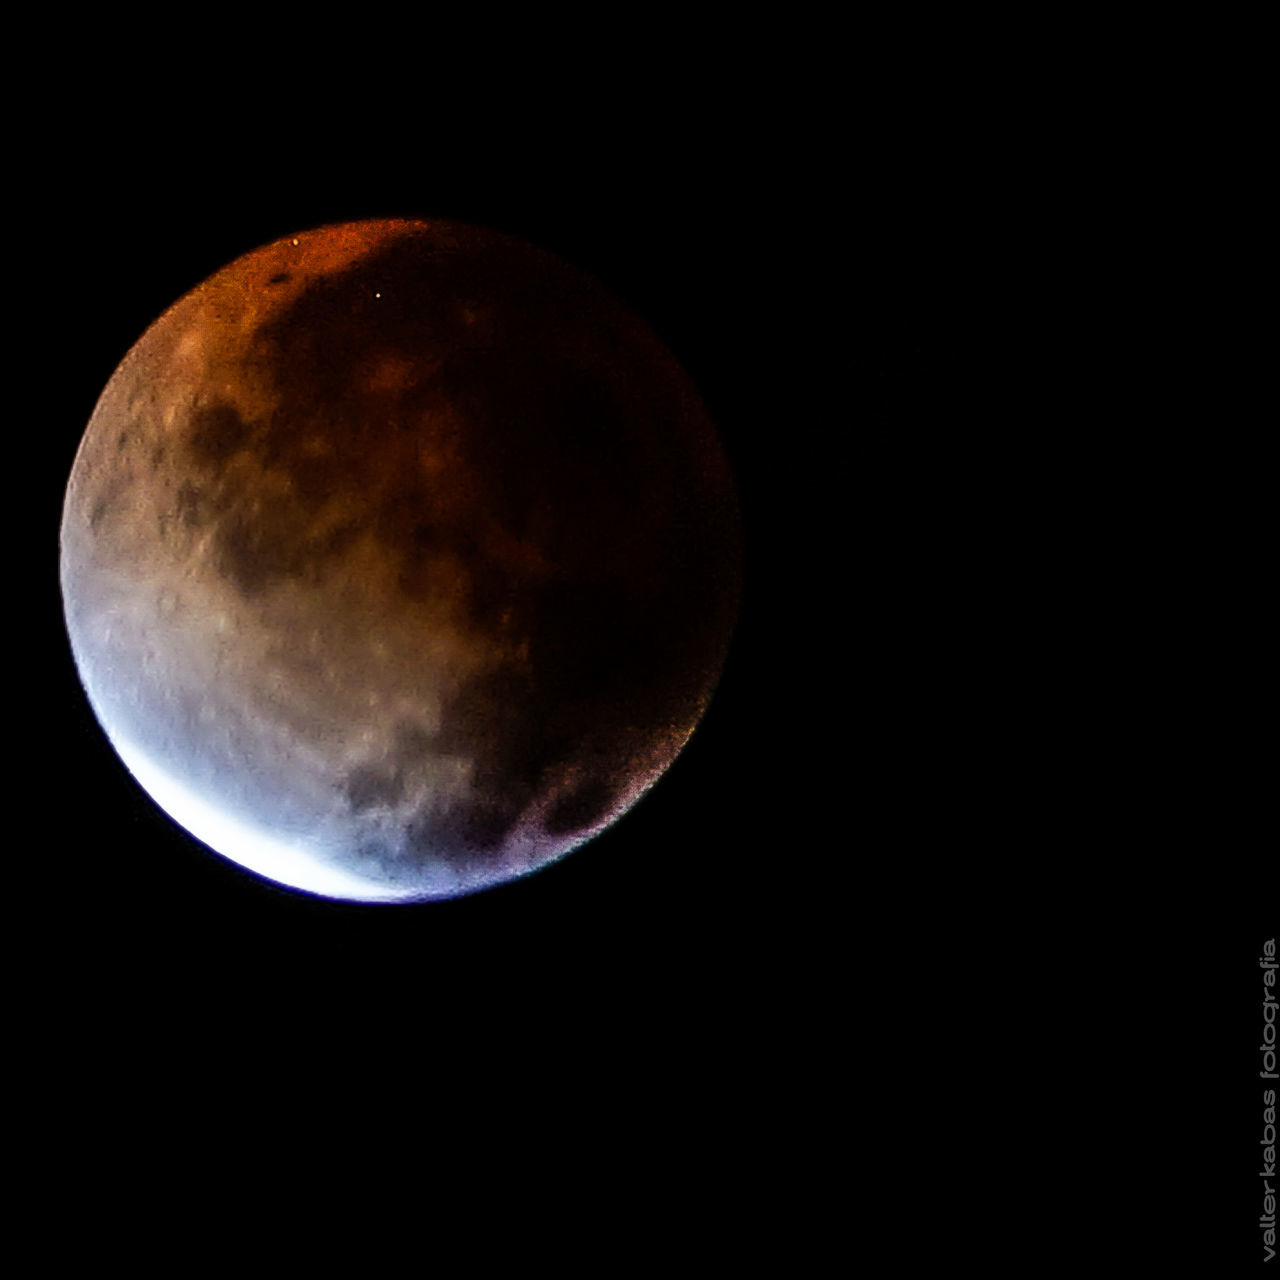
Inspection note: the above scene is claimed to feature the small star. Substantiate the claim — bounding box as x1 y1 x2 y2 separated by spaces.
375 292 382 299
291 238 299 246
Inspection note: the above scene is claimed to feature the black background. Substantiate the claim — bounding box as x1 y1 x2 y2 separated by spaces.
20 63 1276 1263
34 111 929 1062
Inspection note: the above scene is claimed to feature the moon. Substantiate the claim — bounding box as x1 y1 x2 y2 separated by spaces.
60 219 742 902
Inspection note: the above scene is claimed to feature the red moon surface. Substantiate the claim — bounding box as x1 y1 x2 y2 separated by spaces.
59 219 742 901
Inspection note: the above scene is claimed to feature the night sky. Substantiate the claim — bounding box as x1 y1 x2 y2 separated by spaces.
33 141 929 1075
21 82 1271 1263
40 150 921 919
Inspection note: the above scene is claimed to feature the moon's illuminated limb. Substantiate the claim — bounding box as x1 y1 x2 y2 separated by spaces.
109 725 414 902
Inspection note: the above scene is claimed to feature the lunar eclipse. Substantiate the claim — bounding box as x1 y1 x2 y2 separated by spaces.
60 219 742 902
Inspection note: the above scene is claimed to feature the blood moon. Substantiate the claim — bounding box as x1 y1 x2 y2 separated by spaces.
59 219 742 902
